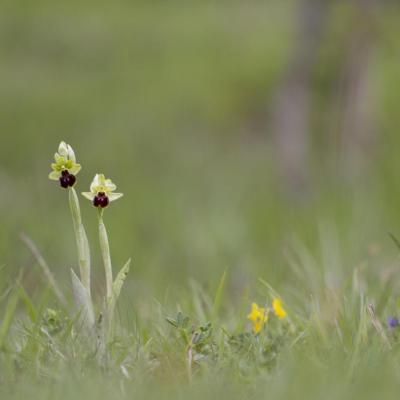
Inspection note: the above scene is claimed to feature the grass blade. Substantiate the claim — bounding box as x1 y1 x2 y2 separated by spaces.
212 268 227 319
20 232 67 306
0 271 23 349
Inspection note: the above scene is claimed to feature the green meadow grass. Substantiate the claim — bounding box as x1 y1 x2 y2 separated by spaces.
2 226 400 400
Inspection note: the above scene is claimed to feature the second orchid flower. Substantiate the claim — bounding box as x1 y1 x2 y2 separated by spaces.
82 174 123 208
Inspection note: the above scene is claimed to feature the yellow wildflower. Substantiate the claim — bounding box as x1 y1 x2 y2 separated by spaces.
272 298 287 318
247 302 268 334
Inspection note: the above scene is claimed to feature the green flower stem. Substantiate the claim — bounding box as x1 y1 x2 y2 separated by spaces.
68 187 91 296
98 209 113 301
98 209 115 342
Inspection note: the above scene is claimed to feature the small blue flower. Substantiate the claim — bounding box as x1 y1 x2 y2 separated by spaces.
387 316 399 328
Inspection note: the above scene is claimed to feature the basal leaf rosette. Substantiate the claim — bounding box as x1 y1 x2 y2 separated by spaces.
82 174 123 208
49 141 82 188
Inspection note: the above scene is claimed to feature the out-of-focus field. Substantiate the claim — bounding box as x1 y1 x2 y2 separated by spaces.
2 1 400 399
1 0 400 299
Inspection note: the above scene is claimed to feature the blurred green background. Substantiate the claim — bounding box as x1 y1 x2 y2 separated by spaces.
1 0 400 307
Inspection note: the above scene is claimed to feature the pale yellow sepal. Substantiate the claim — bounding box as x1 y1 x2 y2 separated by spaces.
82 173 123 204
49 141 81 180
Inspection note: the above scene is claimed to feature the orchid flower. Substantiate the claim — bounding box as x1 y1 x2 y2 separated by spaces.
49 141 81 188
82 174 123 208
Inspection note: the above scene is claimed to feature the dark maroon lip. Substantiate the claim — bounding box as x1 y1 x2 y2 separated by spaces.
93 192 109 208
59 170 76 188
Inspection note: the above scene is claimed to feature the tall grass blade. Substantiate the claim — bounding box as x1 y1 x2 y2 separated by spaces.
20 232 67 306
0 272 22 349
212 268 227 319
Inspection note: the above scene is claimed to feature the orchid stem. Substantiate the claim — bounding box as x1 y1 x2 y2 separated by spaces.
98 209 113 300
98 208 115 341
68 187 91 297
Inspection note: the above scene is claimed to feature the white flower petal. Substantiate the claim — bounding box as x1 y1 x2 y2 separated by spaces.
49 170 61 180
82 192 95 201
90 174 101 193
108 192 123 202
105 179 116 192
67 144 76 162
58 142 68 157
97 174 106 185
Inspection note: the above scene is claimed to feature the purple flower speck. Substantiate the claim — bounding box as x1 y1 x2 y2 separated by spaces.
387 316 399 328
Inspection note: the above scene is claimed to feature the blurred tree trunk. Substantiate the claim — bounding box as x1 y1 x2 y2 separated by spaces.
271 0 381 192
272 0 331 193
335 0 379 179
